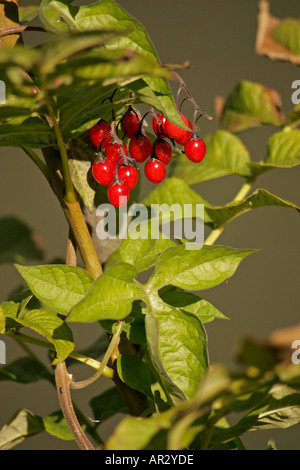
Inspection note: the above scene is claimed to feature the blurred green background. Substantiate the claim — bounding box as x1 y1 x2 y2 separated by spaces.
0 0 299 450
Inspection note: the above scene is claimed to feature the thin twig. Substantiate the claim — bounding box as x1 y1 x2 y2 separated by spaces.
55 362 95 450
70 321 124 390
172 71 213 121
54 231 95 450
0 25 46 38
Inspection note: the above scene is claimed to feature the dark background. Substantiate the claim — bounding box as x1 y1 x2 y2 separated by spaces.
0 0 299 450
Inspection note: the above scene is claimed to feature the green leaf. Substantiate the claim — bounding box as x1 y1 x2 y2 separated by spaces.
135 236 177 273
117 354 153 399
68 263 144 322
19 5 40 23
206 188 300 229
273 19 300 55
106 233 176 274
120 300 147 345
105 408 176 450
145 296 209 401
0 409 44 450
0 217 44 264
142 177 208 211
39 0 185 129
43 411 74 441
159 287 228 323
5 308 74 364
119 222 156 267
90 387 128 423
212 384 300 446
171 130 251 184
220 81 285 133
141 176 211 231
145 244 255 293
15 264 94 316
265 130 300 167
0 409 74 450
0 118 55 148
0 357 51 383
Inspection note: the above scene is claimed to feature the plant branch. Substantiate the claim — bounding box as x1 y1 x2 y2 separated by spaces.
70 321 124 390
54 231 98 450
42 147 102 279
45 104 77 204
204 178 255 246
0 25 46 37
55 361 95 450
172 71 213 121
6 330 114 378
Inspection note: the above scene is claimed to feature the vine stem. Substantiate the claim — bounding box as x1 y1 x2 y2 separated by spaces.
55 362 95 450
204 179 254 246
42 147 102 280
70 321 124 390
0 25 46 37
54 232 96 450
45 103 77 204
5 331 114 379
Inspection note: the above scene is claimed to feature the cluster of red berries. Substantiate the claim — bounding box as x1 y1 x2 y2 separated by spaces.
88 106 206 207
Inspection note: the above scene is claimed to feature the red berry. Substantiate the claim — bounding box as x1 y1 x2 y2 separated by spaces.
105 142 128 166
88 120 111 148
118 164 138 190
184 137 206 163
129 135 152 163
92 159 115 186
107 181 130 207
164 114 191 143
154 140 172 165
176 120 193 146
152 113 167 137
121 108 140 138
144 158 166 184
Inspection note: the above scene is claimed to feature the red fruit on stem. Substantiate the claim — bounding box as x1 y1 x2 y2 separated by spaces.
164 114 191 143
129 135 153 163
92 159 115 186
184 137 206 163
105 142 128 166
118 164 138 190
154 140 172 165
176 120 193 146
144 158 166 184
107 181 130 207
121 109 140 138
88 120 111 148
152 113 167 137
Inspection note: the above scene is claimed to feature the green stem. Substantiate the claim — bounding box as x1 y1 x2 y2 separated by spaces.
204 226 224 246
232 180 253 203
45 104 77 203
6 331 114 379
21 146 51 185
42 147 102 279
205 179 254 246
70 321 125 390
